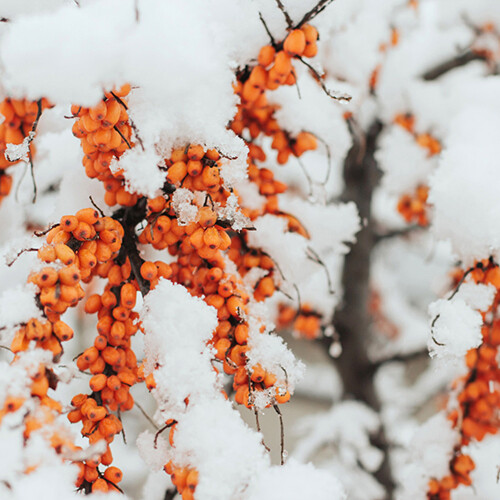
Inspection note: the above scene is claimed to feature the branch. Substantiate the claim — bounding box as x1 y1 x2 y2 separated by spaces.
297 57 352 101
275 0 294 29
421 50 487 81
295 0 336 29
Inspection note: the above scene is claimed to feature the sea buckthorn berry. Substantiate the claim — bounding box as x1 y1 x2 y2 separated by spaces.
141 261 158 281
104 466 123 483
187 144 204 161
284 29 306 56
258 45 276 67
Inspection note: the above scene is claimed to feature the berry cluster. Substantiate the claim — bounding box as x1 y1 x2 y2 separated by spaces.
0 97 51 202
393 113 441 226
428 260 500 499
72 85 138 207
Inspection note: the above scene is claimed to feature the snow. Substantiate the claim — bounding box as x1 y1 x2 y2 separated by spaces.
171 188 198 226
430 106 500 263
113 146 164 199
396 413 458 500
0 283 42 331
246 459 346 500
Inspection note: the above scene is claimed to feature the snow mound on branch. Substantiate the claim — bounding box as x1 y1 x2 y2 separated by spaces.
428 282 495 360
396 413 458 500
139 280 272 499
376 126 435 194
246 459 346 500
140 279 219 415
0 283 42 331
430 106 500 263
112 147 164 199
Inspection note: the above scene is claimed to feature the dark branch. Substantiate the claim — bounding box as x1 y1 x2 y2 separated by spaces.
422 50 487 81
275 0 294 28
296 0 336 29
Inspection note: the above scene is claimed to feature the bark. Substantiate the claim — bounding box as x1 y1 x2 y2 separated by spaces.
331 120 396 498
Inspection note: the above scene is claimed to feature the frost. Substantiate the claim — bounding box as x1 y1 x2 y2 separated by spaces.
4 132 33 163
171 188 198 225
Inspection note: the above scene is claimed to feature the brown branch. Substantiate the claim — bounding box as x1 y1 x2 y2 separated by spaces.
422 50 488 81
275 0 294 28
297 57 352 101
273 404 285 465
295 0 336 29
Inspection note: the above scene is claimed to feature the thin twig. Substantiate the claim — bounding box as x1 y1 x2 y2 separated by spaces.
6 248 38 267
275 0 294 28
135 401 159 430
130 118 145 151
308 132 332 185
273 404 285 465
296 0 336 28
258 12 276 46
306 246 334 294
113 125 132 149
295 157 314 196
135 0 140 23
110 92 129 110
154 420 177 448
254 407 271 453
297 57 352 101
89 196 105 217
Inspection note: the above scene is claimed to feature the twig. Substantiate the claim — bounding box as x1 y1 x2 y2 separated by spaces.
422 50 487 81
275 0 294 28
110 92 129 110
306 246 334 294
135 401 159 430
296 0 336 29
293 283 302 320
154 420 177 448
295 157 314 196
273 404 285 465
258 12 276 46
308 132 332 185
113 125 132 149
135 0 140 23
297 57 352 101
254 407 271 453
130 118 145 151
375 224 423 242
117 408 127 444
6 248 38 267
89 196 105 217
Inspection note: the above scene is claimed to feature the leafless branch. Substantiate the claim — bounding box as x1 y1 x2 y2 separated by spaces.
297 57 352 101
275 0 294 28
296 0 336 29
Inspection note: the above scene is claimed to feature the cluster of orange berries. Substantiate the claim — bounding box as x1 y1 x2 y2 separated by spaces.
72 85 138 207
231 26 318 166
428 260 500 499
393 113 441 226
369 27 400 91
0 97 51 202
164 461 199 500
397 184 429 226
12 208 123 358
3 208 127 488
60 24 322 498
277 304 322 339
